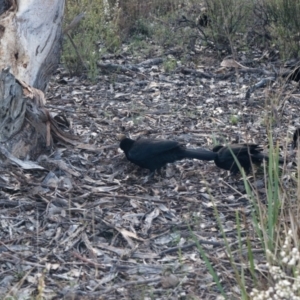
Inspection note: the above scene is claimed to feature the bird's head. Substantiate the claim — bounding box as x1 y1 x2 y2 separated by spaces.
118 134 134 152
117 134 127 142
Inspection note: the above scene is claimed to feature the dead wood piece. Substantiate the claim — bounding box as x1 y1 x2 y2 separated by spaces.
37 155 81 177
180 67 212 79
96 242 134 258
97 62 140 73
86 193 167 204
72 251 108 271
49 113 80 145
0 145 44 170
282 67 300 82
99 276 161 295
159 239 225 256
282 60 300 81
235 67 273 76
245 77 276 101
137 58 164 67
164 47 183 56
0 254 45 268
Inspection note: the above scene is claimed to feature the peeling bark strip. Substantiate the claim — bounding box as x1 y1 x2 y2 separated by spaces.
0 68 26 142
0 69 79 161
0 68 51 159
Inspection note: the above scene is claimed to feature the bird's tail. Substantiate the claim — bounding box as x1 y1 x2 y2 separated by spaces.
184 148 217 161
293 128 300 149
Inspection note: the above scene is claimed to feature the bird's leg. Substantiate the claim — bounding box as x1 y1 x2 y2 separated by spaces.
156 168 163 176
229 169 242 183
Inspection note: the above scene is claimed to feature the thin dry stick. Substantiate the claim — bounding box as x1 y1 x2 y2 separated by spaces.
159 239 225 256
101 276 161 295
72 251 108 271
63 12 86 34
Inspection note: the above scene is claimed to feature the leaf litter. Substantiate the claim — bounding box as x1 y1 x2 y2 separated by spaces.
0 43 299 299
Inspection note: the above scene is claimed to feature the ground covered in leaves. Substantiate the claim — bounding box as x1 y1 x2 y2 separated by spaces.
0 44 299 299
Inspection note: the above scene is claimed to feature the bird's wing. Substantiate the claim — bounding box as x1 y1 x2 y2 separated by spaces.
227 144 262 155
128 139 180 161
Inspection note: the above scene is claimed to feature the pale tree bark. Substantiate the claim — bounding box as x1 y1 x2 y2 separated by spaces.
0 0 65 91
0 0 77 164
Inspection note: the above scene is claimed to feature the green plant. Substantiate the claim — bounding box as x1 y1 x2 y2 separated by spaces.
202 0 254 55
261 0 300 58
191 226 227 298
163 58 177 73
193 130 298 298
128 18 152 37
63 0 120 79
230 115 239 125
111 0 179 40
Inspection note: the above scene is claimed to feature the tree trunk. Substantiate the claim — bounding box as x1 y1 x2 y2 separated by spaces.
0 0 72 162
0 0 65 91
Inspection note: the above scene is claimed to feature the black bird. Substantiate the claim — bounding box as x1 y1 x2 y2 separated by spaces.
213 144 283 174
282 60 300 82
293 128 300 149
119 136 216 173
